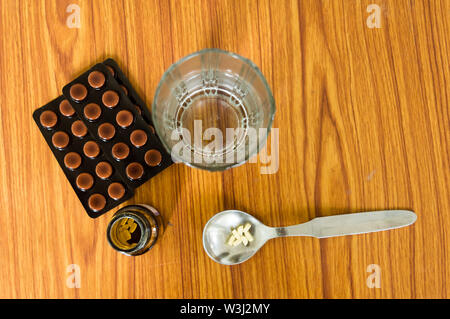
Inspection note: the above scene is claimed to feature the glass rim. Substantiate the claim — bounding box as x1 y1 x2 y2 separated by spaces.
152 48 276 171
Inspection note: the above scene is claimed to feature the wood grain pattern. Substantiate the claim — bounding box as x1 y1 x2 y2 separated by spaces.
0 0 448 298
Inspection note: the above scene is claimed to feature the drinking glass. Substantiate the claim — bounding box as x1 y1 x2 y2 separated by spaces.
152 49 275 171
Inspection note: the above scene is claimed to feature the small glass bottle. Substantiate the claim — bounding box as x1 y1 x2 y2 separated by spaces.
107 204 163 256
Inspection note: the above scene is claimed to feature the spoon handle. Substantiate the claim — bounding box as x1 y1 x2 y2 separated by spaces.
274 210 417 238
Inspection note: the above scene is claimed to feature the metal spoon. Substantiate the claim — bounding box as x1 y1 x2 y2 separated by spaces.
202 210 417 265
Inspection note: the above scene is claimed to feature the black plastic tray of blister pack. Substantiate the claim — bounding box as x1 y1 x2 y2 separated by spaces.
33 96 134 218
102 58 154 127
62 63 173 190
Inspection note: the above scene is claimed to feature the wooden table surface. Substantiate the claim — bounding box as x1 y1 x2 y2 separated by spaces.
0 0 448 299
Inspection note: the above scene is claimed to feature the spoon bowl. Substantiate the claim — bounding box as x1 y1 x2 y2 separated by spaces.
202 210 273 265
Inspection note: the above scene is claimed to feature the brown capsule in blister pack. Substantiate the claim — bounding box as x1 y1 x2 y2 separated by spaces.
64 152 82 170
88 71 106 89
71 120 88 138
40 110 58 128
108 182 126 200
70 84 88 101
96 161 113 179
130 129 148 148
59 99 75 117
33 96 134 218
